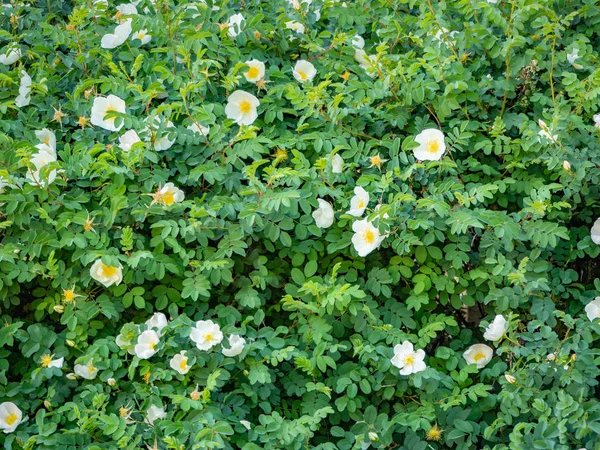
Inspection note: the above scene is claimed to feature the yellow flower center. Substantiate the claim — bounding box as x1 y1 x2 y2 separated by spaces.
119 406 130 418
427 140 440 154
371 155 382 166
149 341 156 350
101 264 118 277
41 354 53 368
247 66 260 79
161 191 175 206
5 413 18 426
138 32 146 39
426 425 443 441
204 333 214 343
63 289 76 302
43 136 50 145
179 358 188 370
105 105 117 122
473 352 486 362
88 364 96 374
363 229 376 245
239 100 252 114
297 70 307 80
404 354 415 366
357 200 365 209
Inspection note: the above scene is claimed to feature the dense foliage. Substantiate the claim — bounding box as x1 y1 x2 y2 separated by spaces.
2 0 600 449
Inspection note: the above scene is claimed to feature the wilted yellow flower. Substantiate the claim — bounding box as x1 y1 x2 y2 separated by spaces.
83 214 95 233
341 71 350 82
218 23 228 32
143 371 151 384
63 288 77 302
77 117 89 128
426 424 443 441
369 154 386 169
52 106 67 124
253 31 261 39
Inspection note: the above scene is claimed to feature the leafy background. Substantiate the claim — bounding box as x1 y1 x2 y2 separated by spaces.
1 0 600 449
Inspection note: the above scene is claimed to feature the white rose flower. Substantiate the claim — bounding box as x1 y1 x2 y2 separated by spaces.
312 199 335 228
27 150 57 186
170 351 192 374
591 218 600 244
244 59 265 83
0 46 21 65
146 312 168 334
74 359 99 380
222 334 246 357
118 130 141 151
293 60 316 83
35 129 56 154
347 186 369 217
15 70 32 108
227 13 245 37
134 330 160 359
351 34 365 49
89 259 123 287
240 420 252 430
156 182 185 206
132 29 151 45
585 297 600 321
0 402 22 434
225 90 260 126
359 54 380 78
285 20 305 34
414 128 446 161
190 320 223 350
566 48 583 69
145 115 175 151
354 49 368 65
463 343 493 369
116 2 137 19
188 122 210 137
390 341 426 375
41 354 64 369
101 18 132 49
145 405 167 425
90 95 127 131
483 314 508 342
331 153 344 173
594 114 600 129
351 219 385 257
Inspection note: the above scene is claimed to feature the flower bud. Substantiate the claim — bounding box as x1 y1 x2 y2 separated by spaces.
44 400 52 409
66 340 76 347
66 373 76 380
190 385 201 400
53 305 64 313
107 378 116 387
547 352 556 361
504 374 517 384
571 353 577 362
368 432 379 442
563 160 571 171
538 119 548 129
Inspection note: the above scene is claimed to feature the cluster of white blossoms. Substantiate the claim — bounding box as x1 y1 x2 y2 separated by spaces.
389 315 507 376
26 129 58 186
311 129 447 257
114 314 246 372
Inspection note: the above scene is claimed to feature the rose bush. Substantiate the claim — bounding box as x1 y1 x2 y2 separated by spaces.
1 0 600 449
